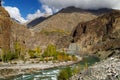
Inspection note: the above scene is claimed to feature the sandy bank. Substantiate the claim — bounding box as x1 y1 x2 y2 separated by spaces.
0 56 82 79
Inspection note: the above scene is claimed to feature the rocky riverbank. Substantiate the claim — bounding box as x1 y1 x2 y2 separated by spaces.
0 56 82 79
70 55 120 80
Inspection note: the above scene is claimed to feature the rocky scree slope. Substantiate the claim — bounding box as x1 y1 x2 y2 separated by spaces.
70 54 120 80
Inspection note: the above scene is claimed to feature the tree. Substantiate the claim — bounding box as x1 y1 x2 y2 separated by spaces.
1 50 18 62
14 42 21 58
28 50 36 58
42 44 57 57
34 47 42 57
58 67 72 80
58 69 69 80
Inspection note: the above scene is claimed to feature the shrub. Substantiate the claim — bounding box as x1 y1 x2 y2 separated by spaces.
58 67 72 80
42 44 77 62
14 42 21 57
42 44 57 57
58 69 68 80
28 50 37 58
73 66 80 75
28 47 42 59
1 51 18 62
34 47 42 56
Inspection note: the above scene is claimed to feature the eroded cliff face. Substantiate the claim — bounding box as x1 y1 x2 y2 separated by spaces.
10 21 31 50
72 10 120 58
55 8 113 49
0 6 12 52
31 7 101 48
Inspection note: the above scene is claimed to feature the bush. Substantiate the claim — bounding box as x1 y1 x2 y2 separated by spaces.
14 42 21 57
73 66 80 75
42 44 78 62
28 47 42 59
1 51 19 62
42 44 57 57
28 50 37 58
58 67 72 80
0 54 2 61
58 69 68 80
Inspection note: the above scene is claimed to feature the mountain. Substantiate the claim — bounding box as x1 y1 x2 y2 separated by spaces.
28 7 114 48
32 7 112 33
11 18 21 24
0 6 32 52
70 10 120 59
10 21 31 50
0 6 12 52
27 17 47 28
0 5 117 54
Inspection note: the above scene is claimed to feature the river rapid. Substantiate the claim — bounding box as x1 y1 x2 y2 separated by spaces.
1 56 99 80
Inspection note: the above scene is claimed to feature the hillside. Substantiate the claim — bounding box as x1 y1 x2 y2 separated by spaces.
71 10 120 59
32 7 113 33
10 21 31 50
28 7 114 48
0 6 12 52
27 17 46 28
1 7 117 52
0 4 120 79
32 7 98 33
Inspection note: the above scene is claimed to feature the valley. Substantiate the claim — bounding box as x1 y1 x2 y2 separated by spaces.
0 1 120 80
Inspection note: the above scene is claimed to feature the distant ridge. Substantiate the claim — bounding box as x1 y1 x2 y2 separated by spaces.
27 17 46 28
60 6 113 14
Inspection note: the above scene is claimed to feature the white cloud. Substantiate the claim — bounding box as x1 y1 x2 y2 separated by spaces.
27 9 44 20
42 5 53 14
40 0 120 10
4 6 27 23
4 5 53 23
26 5 53 21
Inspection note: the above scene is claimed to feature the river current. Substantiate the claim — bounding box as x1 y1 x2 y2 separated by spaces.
3 56 100 80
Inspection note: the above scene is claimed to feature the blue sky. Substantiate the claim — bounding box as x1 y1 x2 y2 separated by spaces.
4 0 42 18
3 0 53 23
2 0 120 23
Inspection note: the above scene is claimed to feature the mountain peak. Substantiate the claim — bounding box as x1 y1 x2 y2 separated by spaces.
60 6 113 15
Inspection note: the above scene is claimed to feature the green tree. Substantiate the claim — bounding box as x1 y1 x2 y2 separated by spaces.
34 47 42 57
1 50 18 62
58 67 72 80
14 42 21 58
28 50 36 58
42 44 57 57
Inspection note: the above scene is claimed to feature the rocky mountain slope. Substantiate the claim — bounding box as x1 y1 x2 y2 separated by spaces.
32 7 112 33
0 5 32 51
0 6 12 52
27 17 47 28
1 5 119 55
29 7 114 48
70 10 120 59
10 21 31 50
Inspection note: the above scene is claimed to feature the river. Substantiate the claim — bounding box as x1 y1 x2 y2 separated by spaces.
1 56 100 80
